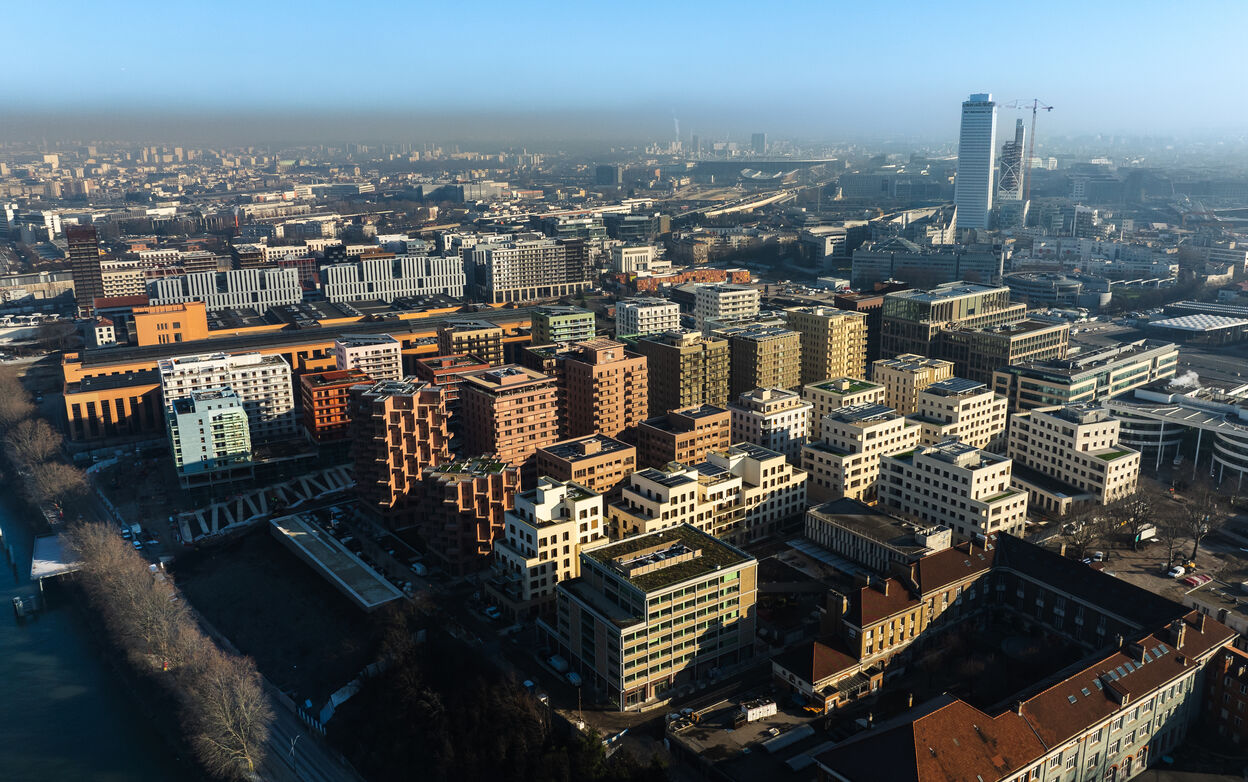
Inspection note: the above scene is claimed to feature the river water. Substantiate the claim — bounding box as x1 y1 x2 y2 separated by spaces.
0 502 188 781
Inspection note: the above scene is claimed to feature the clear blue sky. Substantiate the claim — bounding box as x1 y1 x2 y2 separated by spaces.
6 0 1246 140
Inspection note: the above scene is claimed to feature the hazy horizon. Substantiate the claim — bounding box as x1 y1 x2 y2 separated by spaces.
6 1 1247 147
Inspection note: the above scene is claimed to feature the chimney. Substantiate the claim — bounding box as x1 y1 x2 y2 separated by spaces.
1195 613 1207 633
1014 701 1024 716
1114 633 1125 650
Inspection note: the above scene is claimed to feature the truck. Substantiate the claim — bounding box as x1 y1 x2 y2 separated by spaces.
129 523 142 538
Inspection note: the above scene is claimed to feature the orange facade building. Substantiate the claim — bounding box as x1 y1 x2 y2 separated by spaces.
534 434 637 498
300 368 370 443
458 365 559 469
420 457 520 576
349 379 451 524
561 339 649 439
635 404 732 469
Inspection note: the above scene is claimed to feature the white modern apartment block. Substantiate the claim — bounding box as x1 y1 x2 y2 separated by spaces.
98 260 147 299
879 440 1028 540
954 93 998 231
729 387 812 464
695 284 760 331
470 238 591 304
608 462 744 542
167 388 253 487
909 377 1009 450
322 255 466 303
616 297 681 338
334 334 402 382
803 378 886 425
490 478 606 616
148 268 302 312
610 245 656 274
157 352 296 441
1008 404 1141 516
872 354 954 415
801 403 920 503
705 443 807 544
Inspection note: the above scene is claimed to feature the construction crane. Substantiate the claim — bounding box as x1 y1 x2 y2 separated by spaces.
1003 99 1053 206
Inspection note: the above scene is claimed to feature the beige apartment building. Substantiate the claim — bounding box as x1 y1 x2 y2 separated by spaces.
728 387 812 464
458 365 559 468
334 334 402 382
706 443 807 544
909 377 1008 450
609 442 805 545
489 478 607 617
543 524 757 710
719 324 801 399
534 434 637 498
802 377 885 426
630 329 729 415
879 440 1028 540
561 339 649 438
1007 404 1141 516
784 306 869 385
871 353 954 415
609 461 744 542
437 320 505 365
635 404 731 469
801 403 920 503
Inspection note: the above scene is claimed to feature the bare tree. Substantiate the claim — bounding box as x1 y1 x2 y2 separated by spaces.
1106 487 1163 551
184 647 273 780
0 369 33 429
1157 518 1187 569
1064 510 1110 559
29 461 88 505
1181 479 1226 561
7 418 62 464
36 321 78 352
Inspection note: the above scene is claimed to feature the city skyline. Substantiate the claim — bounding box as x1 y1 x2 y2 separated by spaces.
5 1 1247 141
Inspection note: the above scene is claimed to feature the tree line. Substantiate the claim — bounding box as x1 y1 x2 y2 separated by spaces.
332 605 668 782
0 366 88 509
68 522 274 780
1065 478 1227 566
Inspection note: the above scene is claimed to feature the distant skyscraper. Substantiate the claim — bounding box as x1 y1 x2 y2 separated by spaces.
954 93 997 231
751 133 768 156
67 224 104 314
998 118 1026 201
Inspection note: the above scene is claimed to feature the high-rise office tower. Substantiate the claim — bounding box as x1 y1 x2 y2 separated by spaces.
998 118 1026 200
67 224 104 314
751 133 767 156
954 93 997 231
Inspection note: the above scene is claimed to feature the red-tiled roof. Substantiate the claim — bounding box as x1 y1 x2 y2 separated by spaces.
845 577 920 628
773 638 859 687
916 541 994 595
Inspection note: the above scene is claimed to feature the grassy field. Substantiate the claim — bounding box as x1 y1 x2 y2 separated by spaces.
173 527 382 705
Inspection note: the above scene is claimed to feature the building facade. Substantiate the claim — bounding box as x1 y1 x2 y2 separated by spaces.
802 403 920 503
630 329 730 416
635 404 731 469
299 367 370 443
158 351 296 441
419 457 520 576
458 365 560 468
803 377 886 426
542 525 758 710
534 434 637 499
167 388 252 488
694 284 759 331
532 305 596 345
322 255 466 302
721 325 802 399
872 354 955 415
437 320 505 366
616 297 680 338
350 379 451 524
784 306 869 385
334 334 402 382
489 478 606 618
1007 404 1141 516
993 340 1180 411
910 377 1009 450
879 440 1028 540
954 92 997 231
729 387 812 464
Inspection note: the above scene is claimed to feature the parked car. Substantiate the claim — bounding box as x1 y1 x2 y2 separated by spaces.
482 605 502 620
1166 565 1186 578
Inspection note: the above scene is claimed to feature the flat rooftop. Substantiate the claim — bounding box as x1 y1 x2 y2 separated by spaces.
923 377 988 397
825 403 899 424
585 524 753 593
807 378 881 395
807 499 938 557
1149 314 1248 332
270 515 404 612
539 433 635 461
885 282 1005 303
73 305 537 368
1004 339 1176 379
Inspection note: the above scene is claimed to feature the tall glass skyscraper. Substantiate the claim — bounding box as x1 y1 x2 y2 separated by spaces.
954 93 998 231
